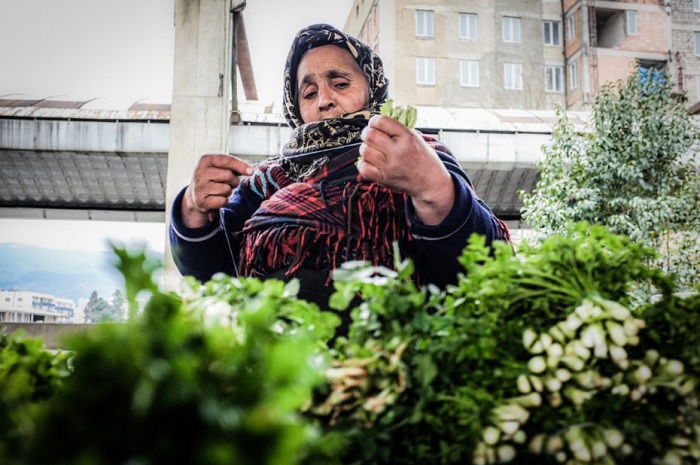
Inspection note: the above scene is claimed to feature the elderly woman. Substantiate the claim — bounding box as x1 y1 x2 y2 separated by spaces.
169 23 510 309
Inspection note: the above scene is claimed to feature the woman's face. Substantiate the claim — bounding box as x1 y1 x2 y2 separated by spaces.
296 44 369 123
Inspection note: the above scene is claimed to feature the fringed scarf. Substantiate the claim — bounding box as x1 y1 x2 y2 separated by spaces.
235 112 415 283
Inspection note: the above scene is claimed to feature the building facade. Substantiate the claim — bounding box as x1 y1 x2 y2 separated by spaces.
344 0 700 111
0 290 75 323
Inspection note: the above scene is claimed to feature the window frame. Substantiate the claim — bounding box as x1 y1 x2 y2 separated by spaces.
543 20 561 46
416 57 436 86
626 10 638 35
569 61 578 90
694 0 700 12
502 16 522 43
544 65 564 92
415 10 434 38
504 62 523 90
695 32 700 56
460 60 480 87
459 12 478 40
567 14 576 41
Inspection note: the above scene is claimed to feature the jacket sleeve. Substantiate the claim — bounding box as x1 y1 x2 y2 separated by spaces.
168 186 259 282
406 151 506 288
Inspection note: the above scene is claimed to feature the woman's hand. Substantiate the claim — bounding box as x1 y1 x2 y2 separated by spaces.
358 114 455 225
181 154 254 228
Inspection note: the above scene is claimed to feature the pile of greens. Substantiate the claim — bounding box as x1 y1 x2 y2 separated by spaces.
0 222 697 465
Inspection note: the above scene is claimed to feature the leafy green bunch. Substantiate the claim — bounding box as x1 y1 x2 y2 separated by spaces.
5 249 343 465
311 222 698 465
0 330 71 462
380 98 418 129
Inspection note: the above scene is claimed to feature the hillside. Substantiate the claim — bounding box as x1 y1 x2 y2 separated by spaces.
0 243 163 303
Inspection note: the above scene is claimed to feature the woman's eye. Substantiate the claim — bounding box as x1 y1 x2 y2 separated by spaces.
335 82 349 89
303 90 317 100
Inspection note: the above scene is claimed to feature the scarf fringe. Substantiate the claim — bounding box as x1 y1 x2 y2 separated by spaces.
238 182 412 283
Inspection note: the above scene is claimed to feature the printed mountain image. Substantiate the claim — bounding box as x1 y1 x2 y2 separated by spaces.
0 243 164 303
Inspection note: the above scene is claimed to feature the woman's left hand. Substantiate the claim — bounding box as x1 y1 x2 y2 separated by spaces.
359 114 455 225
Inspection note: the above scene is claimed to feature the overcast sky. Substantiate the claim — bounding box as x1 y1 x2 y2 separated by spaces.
0 0 353 106
0 0 353 252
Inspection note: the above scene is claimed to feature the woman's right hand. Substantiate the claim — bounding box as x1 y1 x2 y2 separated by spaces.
181 154 254 228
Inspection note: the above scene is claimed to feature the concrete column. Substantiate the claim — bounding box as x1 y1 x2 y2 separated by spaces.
164 0 234 290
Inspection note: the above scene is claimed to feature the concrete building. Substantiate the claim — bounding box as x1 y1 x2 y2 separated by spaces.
345 0 567 110
344 0 700 111
0 290 75 324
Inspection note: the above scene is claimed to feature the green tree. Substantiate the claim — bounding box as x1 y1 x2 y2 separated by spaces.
522 66 700 292
83 291 123 323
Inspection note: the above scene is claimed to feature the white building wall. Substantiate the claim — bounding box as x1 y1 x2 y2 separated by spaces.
0 290 76 323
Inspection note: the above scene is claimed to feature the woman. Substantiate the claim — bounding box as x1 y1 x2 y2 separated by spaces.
169 23 510 310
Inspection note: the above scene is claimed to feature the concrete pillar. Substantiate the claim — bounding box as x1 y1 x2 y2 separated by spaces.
164 0 234 290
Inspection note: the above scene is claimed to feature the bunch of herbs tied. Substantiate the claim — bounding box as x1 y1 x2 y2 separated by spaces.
1 249 345 465
314 222 699 465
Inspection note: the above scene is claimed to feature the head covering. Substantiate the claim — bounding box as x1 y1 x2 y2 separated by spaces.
282 23 388 129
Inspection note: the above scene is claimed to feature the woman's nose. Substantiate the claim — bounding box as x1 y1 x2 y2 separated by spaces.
317 86 335 111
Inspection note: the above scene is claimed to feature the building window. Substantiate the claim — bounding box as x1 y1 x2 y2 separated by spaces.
417 57 436 85
543 21 561 46
415 10 434 38
502 16 521 43
504 63 523 90
696 76 700 98
460 60 479 87
694 0 700 11
459 13 477 40
695 32 700 55
545 66 564 92
569 61 578 90
567 14 576 41
626 11 638 35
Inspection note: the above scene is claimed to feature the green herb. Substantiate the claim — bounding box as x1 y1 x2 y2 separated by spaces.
380 98 417 129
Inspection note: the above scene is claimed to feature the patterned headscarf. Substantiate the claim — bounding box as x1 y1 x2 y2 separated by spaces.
282 24 389 160
282 23 388 130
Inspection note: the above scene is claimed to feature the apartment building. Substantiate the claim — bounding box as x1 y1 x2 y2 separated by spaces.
0 290 75 323
344 0 699 111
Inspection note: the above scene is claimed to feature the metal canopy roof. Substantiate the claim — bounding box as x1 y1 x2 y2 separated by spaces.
0 100 582 221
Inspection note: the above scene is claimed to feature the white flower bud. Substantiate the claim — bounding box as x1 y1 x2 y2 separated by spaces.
633 364 653 385
523 328 538 350
545 376 562 392
609 345 628 365
662 359 684 377
529 375 544 392
567 340 591 360
563 314 584 333
500 420 520 435
548 326 567 343
561 355 585 372
517 374 531 394
528 434 546 454
497 444 516 463
546 434 564 453
575 300 596 320
605 321 628 347
555 368 572 382
547 342 564 358
555 451 567 463
482 425 501 446
661 450 683 465
540 333 553 350
623 318 643 337
513 430 527 444
603 300 631 320
591 440 607 459
612 384 630 396
528 356 547 374
603 428 624 448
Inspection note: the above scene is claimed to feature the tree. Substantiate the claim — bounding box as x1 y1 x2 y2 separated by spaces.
83 291 124 323
522 66 700 292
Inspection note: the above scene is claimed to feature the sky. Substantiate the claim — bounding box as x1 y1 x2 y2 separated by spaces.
0 0 354 253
